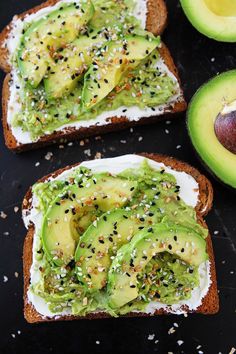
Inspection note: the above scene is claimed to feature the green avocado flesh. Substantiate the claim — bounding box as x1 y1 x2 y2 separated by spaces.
18 1 94 87
42 174 137 266
11 0 178 140
30 160 208 317
180 0 236 42
187 70 236 188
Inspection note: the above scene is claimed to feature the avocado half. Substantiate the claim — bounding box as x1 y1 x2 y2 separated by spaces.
187 70 236 189
180 0 236 42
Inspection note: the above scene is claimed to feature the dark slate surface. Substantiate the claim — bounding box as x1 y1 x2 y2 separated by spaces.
0 1 235 353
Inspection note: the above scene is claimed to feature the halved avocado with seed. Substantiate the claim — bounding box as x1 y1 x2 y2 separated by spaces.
187 70 236 189
180 0 236 42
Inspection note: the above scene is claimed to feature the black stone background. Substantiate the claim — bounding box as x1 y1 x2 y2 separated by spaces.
0 1 235 353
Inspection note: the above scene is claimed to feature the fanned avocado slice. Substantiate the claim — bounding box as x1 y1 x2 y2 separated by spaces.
107 223 208 308
41 174 137 266
81 34 160 110
44 29 117 99
17 1 94 87
75 208 143 291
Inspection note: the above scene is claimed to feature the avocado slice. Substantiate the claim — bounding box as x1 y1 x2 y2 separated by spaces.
187 70 236 189
180 0 236 42
44 29 113 99
107 223 208 308
81 34 160 110
75 208 150 291
17 1 94 88
41 174 137 266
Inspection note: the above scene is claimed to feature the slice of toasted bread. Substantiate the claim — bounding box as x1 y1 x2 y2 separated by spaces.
0 0 186 152
22 153 219 323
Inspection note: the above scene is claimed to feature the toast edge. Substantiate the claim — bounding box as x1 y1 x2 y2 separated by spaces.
22 153 218 323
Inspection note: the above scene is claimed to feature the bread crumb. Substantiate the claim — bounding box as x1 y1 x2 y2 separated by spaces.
95 136 102 140
17 330 21 335
59 145 64 149
120 140 126 144
130 128 133 133
138 136 143 142
166 120 171 124
68 142 73 146
14 206 19 213
35 162 40 167
94 152 102 159
45 152 53 161
0 211 7 219
229 348 236 354
84 149 91 157
214 230 219 235
165 129 169 134
177 340 184 346
211 57 215 62
11 334 15 339
147 334 155 340
95 340 100 345
173 322 178 328
3 275 8 283
3 231 9 236
176 145 181 149
168 327 175 335
14 272 19 278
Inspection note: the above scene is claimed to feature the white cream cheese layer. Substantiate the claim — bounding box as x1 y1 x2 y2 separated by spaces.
23 155 211 318
5 0 183 145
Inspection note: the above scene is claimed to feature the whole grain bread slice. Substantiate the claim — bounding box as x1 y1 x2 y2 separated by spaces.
0 0 186 152
22 153 219 323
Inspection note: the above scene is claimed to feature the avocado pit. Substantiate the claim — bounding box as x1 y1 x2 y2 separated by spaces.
214 101 236 154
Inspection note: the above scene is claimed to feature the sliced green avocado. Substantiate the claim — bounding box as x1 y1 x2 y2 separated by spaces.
81 34 160 110
44 29 113 99
41 174 137 266
187 70 236 189
180 0 236 42
17 1 94 87
74 208 151 291
107 223 208 308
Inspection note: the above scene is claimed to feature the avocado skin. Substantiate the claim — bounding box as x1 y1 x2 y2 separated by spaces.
180 0 236 42
186 70 236 190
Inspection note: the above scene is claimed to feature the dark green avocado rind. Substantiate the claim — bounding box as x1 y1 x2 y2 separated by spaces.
187 70 236 189
180 0 236 42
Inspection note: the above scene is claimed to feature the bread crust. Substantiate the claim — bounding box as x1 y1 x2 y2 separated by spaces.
0 0 186 152
22 153 219 323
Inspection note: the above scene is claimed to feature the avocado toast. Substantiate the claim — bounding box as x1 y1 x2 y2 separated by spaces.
0 0 186 152
22 154 219 323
